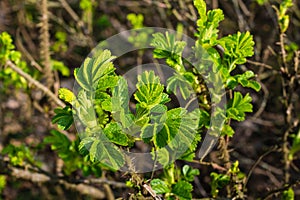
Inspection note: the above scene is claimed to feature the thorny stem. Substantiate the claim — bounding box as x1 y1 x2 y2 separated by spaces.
40 0 54 89
279 33 292 184
218 136 232 198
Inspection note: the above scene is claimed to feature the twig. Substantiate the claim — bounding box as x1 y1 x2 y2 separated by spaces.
58 0 85 30
85 178 127 188
189 160 227 172
16 29 43 72
5 60 65 107
0 156 120 199
251 81 269 119
244 146 278 191
232 0 249 31
246 59 273 70
262 179 300 200
58 180 105 199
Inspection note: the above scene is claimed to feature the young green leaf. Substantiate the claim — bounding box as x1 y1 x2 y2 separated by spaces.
51 60 70 77
146 108 200 166
166 72 195 100
75 90 98 128
74 50 116 91
210 172 230 198
96 75 119 91
282 187 295 200
172 180 193 199
227 92 253 121
219 31 254 71
134 71 166 109
221 124 235 137
194 0 224 47
151 32 186 73
111 77 135 129
232 71 261 92
150 178 170 194
59 88 76 105
182 165 200 182
289 128 300 160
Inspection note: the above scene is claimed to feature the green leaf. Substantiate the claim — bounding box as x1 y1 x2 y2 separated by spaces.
227 92 253 121
194 0 224 47
96 75 119 91
134 71 168 108
44 130 71 160
52 106 74 130
234 71 261 91
289 128 300 160
150 108 200 165
75 90 98 128
220 31 255 71
79 129 125 170
150 178 170 194
210 172 230 198
51 60 70 76
276 0 293 33
155 148 170 167
74 50 116 91
58 88 76 104
172 180 193 200
282 187 294 200
198 109 210 129
151 32 186 73
221 124 235 137
0 175 6 194
127 13 144 29
111 77 134 128
103 122 129 146
0 32 15 64
182 165 200 182
166 72 195 100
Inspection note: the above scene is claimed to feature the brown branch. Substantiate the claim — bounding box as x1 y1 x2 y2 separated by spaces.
247 59 274 70
58 0 85 30
15 29 43 72
5 60 65 107
0 156 106 199
85 178 127 188
244 146 278 190
10 167 106 199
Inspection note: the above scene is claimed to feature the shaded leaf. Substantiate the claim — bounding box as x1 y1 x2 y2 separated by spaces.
44 130 71 160
52 106 74 130
172 180 193 200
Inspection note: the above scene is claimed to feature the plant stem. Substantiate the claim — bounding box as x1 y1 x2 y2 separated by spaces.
40 0 54 89
279 33 291 184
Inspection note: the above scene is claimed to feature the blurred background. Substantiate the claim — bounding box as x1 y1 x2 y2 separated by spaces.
0 0 299 199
